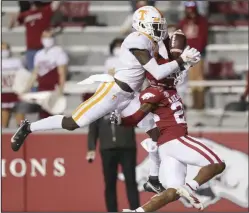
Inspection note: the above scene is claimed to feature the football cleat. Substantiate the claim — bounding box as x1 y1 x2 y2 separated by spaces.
176 186 204 210
143 178 165 194
11 119 31 151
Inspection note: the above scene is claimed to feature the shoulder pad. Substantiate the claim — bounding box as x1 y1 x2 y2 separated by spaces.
123 32 153 50
139 87 163 104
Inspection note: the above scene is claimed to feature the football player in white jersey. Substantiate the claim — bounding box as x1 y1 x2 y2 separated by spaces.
11 6 200 153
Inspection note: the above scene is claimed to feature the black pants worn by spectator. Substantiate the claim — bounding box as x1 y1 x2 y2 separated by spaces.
101 148 139 212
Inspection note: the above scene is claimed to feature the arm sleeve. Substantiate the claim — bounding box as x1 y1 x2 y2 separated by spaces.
122 109 148 126
122 88 162 126
143 57 180 80
87 120 99 151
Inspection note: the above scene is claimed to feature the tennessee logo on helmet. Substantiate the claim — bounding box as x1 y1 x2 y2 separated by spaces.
138 10 147 20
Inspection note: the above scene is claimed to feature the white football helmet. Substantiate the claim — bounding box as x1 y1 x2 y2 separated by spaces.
132 6 168 42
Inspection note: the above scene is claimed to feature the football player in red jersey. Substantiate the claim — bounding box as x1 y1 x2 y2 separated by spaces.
111 58 226 212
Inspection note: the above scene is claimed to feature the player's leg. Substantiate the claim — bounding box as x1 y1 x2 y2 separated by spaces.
161 136 225 209
133 155 187 212
177 136 226 189
141 136 165 194
2 108 11 128
120 95 164 193
14 112 25 127
11 82 129 151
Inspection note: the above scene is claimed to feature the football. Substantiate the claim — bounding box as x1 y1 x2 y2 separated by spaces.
169 29 187 59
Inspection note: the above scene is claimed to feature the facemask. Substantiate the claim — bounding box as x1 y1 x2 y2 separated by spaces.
41 37 55 48
113 47 121 56
2 50 10 58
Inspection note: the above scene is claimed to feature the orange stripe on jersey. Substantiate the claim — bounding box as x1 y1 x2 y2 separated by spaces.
140 32 154 42
73 82 115 121
72 83 106 116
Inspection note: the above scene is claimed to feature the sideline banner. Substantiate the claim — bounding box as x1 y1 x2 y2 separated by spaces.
2 132 248 212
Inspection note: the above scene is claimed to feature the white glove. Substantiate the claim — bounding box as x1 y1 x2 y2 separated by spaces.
110 111 122 125
183 56 201 70
180 46 201 63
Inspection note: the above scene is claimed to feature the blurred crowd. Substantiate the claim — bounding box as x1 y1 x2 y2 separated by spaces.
2 1 248 211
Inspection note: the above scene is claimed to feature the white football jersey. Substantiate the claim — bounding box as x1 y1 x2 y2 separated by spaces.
2 57 23 93
114 31 159 92
34 45 69 77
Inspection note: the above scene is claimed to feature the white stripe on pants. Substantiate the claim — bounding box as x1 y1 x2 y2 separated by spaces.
158 135 223 189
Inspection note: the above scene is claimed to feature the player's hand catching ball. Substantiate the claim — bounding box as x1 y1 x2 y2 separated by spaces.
180 46 201 63
110 111 122 125
180 46 201 69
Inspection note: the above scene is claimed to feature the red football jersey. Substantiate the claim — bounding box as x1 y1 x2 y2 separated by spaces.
18 5 53 49
139 86 188 145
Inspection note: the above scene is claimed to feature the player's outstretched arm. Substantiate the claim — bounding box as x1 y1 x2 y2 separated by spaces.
110 103 156 126
130 49 184 80
130 47 200 80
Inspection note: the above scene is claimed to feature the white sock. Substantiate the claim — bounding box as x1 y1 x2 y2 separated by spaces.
186 180 200 191
30 115 64 132
135 207 145 212
148 147 160 177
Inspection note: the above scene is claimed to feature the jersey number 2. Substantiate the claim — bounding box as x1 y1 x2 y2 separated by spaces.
170 101 186 124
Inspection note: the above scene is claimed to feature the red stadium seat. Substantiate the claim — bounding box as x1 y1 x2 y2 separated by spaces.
207 61 238 80
209 1 248 15
59 1 90 27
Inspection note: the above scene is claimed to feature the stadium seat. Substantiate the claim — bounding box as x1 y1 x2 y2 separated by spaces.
218 101 249 126
207 61 240 80
59 2 90 27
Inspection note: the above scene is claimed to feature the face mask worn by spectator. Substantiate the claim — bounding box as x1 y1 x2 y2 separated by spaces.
2 50 10 58
41 37 55 49
113 47 121 56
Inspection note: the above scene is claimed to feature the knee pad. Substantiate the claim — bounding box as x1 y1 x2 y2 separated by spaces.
62 116 79 131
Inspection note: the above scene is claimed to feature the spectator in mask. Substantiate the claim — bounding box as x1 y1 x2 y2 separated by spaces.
21 29 69 119
8 1 61 72
2 42 25 128
120 0 148 35
179 1 208 109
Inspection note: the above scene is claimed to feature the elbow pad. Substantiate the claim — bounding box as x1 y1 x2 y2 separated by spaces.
143 58 179 80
